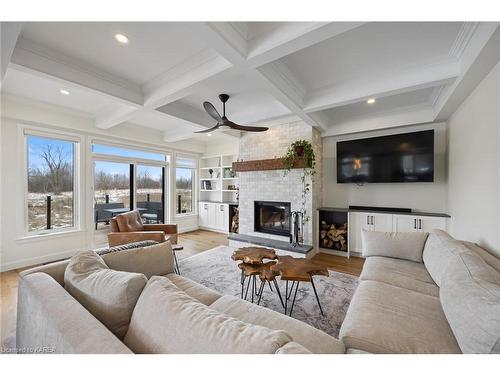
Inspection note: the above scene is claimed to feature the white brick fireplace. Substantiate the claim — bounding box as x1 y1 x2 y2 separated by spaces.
237 121 322 246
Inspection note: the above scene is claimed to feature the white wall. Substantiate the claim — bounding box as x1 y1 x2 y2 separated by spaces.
322 122 448 213
448 61 500 257
0 95 202 271
203 135 239 157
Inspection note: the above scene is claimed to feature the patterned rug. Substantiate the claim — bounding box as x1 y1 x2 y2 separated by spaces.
178 246 359 338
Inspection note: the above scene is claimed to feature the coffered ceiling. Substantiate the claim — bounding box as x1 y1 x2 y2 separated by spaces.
1 21 499 142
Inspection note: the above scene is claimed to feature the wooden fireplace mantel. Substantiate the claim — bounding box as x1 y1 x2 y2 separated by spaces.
232 157 308 172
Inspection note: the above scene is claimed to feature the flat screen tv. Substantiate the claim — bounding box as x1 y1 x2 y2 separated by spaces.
337 130 434 183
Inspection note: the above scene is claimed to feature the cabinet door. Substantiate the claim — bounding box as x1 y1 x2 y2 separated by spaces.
371 213 393 232
215 204 226 229
393 214 419 233
417 216 447 233
349 212 371 253
199 202 209 227
207 203 217 228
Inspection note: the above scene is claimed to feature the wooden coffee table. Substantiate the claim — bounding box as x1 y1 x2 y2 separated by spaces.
272 256 329 316
232 247 282 305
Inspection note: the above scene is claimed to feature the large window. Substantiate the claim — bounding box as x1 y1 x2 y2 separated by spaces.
175 156 196 215
26 134 77 233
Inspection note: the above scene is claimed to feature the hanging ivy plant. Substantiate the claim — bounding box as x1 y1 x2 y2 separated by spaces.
282 140 316 224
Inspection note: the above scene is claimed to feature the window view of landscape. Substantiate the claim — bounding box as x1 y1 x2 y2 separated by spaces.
27 135 75 232
136 165 164 223
176 167 194 214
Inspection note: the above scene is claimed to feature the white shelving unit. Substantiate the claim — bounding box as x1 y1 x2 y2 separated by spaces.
199 154 239 233
199 154 239 204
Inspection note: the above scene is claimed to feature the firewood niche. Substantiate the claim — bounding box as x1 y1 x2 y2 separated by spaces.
318 208 348 253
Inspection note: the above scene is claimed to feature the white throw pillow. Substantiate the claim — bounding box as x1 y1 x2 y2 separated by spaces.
362 230 429 263
124 276 293 353
64 250 148 339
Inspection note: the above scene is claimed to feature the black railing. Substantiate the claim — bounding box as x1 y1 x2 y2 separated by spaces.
46 195 51 230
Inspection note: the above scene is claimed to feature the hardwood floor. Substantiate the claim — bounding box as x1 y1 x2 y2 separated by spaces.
0 229 363 350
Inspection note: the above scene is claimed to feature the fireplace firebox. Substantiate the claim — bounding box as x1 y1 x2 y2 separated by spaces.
254 201 291 237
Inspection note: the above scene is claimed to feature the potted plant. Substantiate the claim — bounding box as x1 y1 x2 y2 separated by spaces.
282 140 316 226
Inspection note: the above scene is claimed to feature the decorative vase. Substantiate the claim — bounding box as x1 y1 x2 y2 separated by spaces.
295 145 304 156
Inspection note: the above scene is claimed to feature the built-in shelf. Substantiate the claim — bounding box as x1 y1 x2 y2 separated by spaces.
199 154 239 208
232 157 308 172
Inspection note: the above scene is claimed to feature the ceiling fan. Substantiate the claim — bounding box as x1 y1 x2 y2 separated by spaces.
195 94 269 133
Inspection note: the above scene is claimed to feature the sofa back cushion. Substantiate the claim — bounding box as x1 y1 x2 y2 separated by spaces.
361 230 429 263
460 241 500 273
440 249 500 353
64 250 147 339
101 241 175 278
115 210 144 232
123 276 293 354
422 229 464 286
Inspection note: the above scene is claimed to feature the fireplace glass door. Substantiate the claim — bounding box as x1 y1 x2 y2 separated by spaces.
254 201 291 237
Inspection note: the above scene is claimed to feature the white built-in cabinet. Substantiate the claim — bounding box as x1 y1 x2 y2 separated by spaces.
199 202 229 232
349 211 447 254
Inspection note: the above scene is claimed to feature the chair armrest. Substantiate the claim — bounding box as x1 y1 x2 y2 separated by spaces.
143 224 178 244
107 231 165 247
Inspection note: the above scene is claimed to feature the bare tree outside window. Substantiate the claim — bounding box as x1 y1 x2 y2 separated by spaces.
27 135 76 232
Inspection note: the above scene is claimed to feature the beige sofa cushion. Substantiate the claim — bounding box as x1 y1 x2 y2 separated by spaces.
64 250 147 339
422 229 464 286
460 241 500 273
123 276 293 353
440 250 500 353
17 273 133 354
210 294 345 354
362 230 429 263
360 256 439 297
101 241 175 278
275 342 312 354
164 273 222 305
339 280 461 353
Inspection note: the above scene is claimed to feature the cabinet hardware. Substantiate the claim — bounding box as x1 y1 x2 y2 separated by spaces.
371 216 374 226
220 205 224 211
367 216 370 225
418 219 422 230
414 219 417 229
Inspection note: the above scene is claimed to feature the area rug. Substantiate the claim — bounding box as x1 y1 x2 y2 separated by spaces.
178 246 358 338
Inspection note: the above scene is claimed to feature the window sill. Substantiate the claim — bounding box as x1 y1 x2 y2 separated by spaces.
17 229 85 243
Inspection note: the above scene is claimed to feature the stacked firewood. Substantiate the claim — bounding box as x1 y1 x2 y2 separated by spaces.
320 221 347 251
231 207 239 233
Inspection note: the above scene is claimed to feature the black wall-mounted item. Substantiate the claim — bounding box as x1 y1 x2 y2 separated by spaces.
337 130 434 183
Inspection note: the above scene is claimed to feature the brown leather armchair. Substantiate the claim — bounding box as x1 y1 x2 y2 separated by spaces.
107 210 178 247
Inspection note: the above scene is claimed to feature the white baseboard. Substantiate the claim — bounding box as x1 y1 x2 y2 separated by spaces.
0 247 86 272
198 226 229 234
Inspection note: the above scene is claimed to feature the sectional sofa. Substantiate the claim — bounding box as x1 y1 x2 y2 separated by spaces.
16 230 500 354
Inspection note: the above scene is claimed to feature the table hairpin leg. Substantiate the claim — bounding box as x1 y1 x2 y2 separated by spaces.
244 276 251 301
257 280 266 305
268 281 273 292
284 281 288 314
310 277 324 316
173 251 180 275
288 281 300 317
273 279 285 309
240 270 245 299
286 281 296 300
251 275 257 303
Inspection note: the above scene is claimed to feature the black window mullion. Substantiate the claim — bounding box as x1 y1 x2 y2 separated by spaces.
129 164 134 210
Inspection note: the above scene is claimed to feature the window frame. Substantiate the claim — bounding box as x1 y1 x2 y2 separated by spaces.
23 127 82 237
174 154 198 218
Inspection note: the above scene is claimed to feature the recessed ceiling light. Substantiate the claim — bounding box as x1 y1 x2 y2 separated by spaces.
59 89 70 95
114 33 129 44
367 98 376 104
207 133 212 137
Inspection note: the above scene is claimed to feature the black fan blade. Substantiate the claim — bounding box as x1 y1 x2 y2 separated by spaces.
195 124 220 133
203 101 222 122
225 120 268 132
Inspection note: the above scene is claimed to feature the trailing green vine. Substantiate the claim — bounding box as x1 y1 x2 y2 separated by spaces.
282 140 316 224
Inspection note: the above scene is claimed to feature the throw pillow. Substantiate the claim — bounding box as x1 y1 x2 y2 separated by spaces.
64 250 147 339
362 230 429 262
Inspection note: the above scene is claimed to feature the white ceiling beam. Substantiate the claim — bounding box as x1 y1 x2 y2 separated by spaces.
321 104 435 137
142 49 232 109
0 22 23 84
435 23 500 121
95 103 141 129
192 23 328 131
246 22 365 67
303 61 460 114
11 37 143 105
